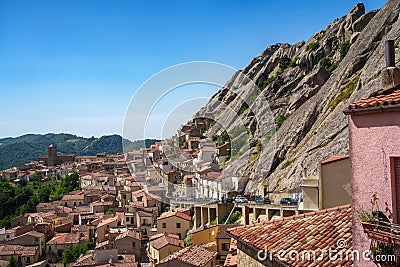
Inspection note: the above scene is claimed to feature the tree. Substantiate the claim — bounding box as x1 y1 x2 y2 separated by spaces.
7 256 17 267
279 55 291 70
62 244 86 265
61 172 80 192
31 171 43 182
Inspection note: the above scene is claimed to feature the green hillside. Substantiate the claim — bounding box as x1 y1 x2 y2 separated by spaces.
0 133 158 170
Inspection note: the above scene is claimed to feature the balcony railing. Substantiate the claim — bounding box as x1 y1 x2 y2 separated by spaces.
361 220 400 266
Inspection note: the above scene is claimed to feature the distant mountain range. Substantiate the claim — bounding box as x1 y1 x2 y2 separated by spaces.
0 133 159 170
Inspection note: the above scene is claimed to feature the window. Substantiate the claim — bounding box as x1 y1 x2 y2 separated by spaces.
222 242 230 251
176 223 181 228
162 223 166 228
26 257 30 264
48 246 52 251
132 242 135 248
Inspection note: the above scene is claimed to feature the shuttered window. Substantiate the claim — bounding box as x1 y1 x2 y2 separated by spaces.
393 158 400 223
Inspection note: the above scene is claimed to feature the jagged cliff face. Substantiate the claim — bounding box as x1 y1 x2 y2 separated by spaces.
197 0 400 193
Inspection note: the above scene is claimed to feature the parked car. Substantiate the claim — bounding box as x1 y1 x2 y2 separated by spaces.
243 194 251 200
249 195 260 201
280 198 298 205
226 197 235 203
255 196 271 204
235 196 248 203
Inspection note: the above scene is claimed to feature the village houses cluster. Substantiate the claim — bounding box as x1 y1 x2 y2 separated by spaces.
1 41 400 267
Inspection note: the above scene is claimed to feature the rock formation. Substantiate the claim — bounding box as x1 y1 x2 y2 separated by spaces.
195 0 400 193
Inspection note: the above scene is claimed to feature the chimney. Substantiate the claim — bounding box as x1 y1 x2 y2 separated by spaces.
385 40 395 67
381 40 400 91
303 168 308 179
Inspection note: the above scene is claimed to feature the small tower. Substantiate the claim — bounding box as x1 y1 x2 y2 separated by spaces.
48 144 58 166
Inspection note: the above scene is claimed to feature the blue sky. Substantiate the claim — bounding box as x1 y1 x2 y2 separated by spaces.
0 0 386 139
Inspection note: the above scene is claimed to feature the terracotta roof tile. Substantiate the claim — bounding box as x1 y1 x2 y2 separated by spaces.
321 155 349 164
61 193 85 201
346 88 400 111
157 211 191 222
136 210 153 217
150 233 184 250
227 205 352 266
158 245 216 267
150 233 180 241
224 253 237 267
0 245 37 256
47 233 79 245
97 215 120 228
115 230 141 241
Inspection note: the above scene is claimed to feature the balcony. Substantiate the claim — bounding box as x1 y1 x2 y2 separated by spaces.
361 220 400 266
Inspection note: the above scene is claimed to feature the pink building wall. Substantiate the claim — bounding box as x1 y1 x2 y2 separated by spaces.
349 110 400 266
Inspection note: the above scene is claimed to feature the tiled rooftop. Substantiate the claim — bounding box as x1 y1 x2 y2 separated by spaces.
158 245 217 267
0 245 37 256
224 253 237 267
150 233 183 250
157 211 192 221
47 233 80 245
321 155 349 165
61 193 85 201
346 88 400 111
97 215 120 228
150 233 180 241
227 205 352 266
136 210 153 218
115 230 141 241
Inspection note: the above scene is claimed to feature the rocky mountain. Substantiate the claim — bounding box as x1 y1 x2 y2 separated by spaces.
197 1 400 193
0 133 158 170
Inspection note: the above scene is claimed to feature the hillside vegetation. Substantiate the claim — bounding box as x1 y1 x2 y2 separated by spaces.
0 133 158 170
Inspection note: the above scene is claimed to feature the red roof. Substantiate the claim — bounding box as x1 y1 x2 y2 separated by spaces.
137 210 153 217
47 233 79 245
345 88 400 111
321 155 349 165
157 211 191 222
150 233 184 250
224 253 237 267
227 205 352 266
158 245 217 266
115 230 141 241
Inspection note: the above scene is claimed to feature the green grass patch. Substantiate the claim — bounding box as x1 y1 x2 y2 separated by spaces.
340 41 351 60
306 41 319 51
328 73 360 111
279 55 291 70
276 115 286 129
281 158 295 169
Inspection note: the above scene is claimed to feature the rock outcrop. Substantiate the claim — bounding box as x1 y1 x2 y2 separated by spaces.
196 1 400 193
